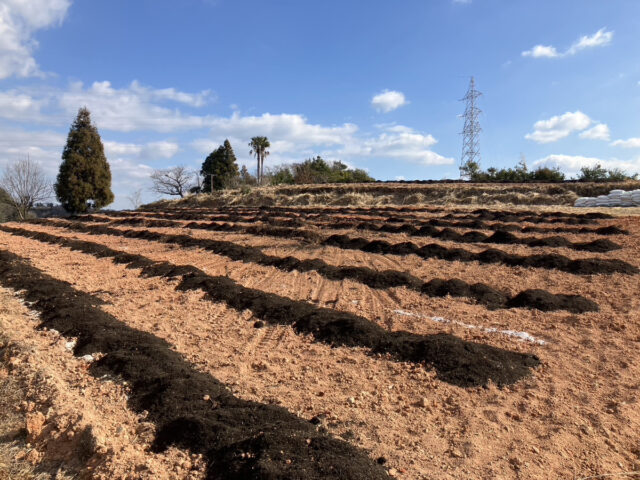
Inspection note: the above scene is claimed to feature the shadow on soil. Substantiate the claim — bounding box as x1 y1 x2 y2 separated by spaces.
99 212 623 253
16 222 599 314
1 226 540 388
0 249 391 480
72 216 637 276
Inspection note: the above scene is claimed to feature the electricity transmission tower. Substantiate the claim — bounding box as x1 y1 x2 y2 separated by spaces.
459 77 482 178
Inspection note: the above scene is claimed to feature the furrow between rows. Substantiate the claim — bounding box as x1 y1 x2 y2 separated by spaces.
65 217 638 276
11 222 599 313
0 225 540 388
97 212 623 253
0 248 390 480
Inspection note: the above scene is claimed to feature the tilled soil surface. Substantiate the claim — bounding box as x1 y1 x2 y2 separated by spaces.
0 205 639 479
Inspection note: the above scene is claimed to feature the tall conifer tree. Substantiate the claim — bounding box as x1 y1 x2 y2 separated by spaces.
56 107 114 213
201 139 239 191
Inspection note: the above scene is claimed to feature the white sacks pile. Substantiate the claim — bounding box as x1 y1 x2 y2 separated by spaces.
575 189 640 207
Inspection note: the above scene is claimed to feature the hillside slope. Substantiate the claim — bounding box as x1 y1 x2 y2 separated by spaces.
147 181 640 210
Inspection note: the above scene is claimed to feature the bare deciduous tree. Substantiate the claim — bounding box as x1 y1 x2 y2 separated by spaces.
0 157 52 221
150 166 194 198
126 188 143 209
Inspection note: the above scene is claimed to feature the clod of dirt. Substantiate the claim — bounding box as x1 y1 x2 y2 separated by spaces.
525 236 572 248
595 225 628 235
573 239 622 253
484 231 518 244
506 289 599 314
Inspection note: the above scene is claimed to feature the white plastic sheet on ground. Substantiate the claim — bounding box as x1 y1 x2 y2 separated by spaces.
392 309 547 345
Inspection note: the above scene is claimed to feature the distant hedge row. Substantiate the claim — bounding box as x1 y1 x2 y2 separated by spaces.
460 159 638 183
267 156 375 185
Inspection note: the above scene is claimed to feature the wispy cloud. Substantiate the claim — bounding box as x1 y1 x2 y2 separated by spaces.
522 28 613 59
611 137 640 149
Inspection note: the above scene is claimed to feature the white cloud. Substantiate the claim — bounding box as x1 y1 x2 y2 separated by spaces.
0 129 65 177
0 81 216 132
0 81 452 205
57 81 215 132
340 125 454 166
0 127 179 209
142 141 180 159
371 90 408 113
129 80 213 107
525 111 592 144
534 154 640 176
579 123 610 141
104 140 179 160
193 117 451 168
611 138 640 149
0 90 44 119
0 0 71 79
567 28 614 55
522 45 559 59
522 28 613 59
108 157 155 181
199 112 358 150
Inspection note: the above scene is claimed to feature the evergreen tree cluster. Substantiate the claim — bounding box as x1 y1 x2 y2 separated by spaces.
56 107 114 213
200 140 240 191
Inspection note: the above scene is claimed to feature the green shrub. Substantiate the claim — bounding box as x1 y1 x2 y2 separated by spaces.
577 164 638 182
267 165 295 185
529 166 565 182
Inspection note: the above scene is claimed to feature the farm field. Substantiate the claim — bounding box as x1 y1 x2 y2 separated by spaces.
0 204 639 479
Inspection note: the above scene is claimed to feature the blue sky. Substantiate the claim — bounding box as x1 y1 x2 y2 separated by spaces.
1 0 640 208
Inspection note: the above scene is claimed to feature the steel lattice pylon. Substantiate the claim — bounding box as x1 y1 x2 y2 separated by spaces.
459 77 482 178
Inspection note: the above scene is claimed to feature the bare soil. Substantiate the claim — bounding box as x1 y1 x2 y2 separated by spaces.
0 204 639 479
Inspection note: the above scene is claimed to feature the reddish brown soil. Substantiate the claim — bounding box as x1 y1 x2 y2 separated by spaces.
0 206 639 479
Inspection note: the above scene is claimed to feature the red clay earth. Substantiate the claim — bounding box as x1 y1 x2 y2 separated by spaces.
0 205 638 479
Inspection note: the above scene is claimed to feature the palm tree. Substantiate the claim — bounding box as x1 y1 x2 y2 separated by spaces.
249 136 270 184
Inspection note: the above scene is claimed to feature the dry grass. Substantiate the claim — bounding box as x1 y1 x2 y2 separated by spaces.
144 181 640 216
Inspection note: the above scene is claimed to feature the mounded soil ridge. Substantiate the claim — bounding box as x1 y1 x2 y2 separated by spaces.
0 249 390 480
15 222 599 313
108 208 629 236
66 216 634 276
148 202 616 222
1 226 540 388
94 213 623 253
